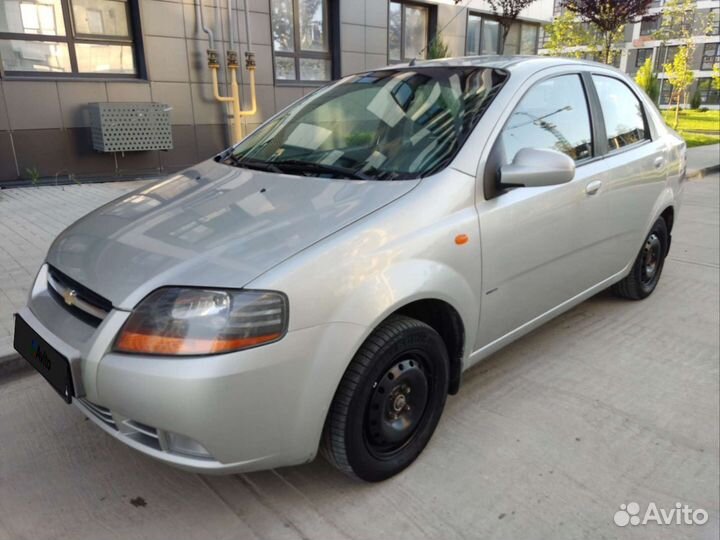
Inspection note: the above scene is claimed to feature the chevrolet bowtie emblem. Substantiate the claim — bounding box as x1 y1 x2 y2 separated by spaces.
62 289 78 306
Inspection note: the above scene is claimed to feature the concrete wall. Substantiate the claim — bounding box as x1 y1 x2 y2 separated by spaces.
0 0 554 183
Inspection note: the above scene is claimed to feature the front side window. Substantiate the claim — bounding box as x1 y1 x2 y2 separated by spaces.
270 0 331 82
592 75 648 151
701 43 720 71
498 74 593 164
0 0 137 75
226 67 508 179
389 1 430 63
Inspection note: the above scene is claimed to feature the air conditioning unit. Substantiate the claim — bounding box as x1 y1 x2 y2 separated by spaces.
89 102 173 152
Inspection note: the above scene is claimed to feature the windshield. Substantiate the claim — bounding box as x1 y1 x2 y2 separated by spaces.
223 66 508 180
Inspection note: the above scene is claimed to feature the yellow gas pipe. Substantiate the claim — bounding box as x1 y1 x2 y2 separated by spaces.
209 50 257 144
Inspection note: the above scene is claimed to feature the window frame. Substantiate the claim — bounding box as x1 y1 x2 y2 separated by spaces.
464 11 540 56
635 48 653 68
655 44 678 71
639 16 660 36
709 8 720 36
484 68 656 201
387 0 436 64
485 71 599 199
270 0 336 85
589 73 652 157
0 0 145 79
697 78 720 105
700 42 720 71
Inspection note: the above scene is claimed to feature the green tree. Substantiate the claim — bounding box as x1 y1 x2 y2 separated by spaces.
654 0 714 44
427 33 450 59
487 0 539 52
562 0 653 64
543 10 603 59
713 63 720 92
664 45 694 128
635 57 660 104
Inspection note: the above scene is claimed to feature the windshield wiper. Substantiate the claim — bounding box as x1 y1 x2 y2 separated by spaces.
223 154 282 173
272 159 371 180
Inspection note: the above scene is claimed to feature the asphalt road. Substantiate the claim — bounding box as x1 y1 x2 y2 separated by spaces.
0 174 718 540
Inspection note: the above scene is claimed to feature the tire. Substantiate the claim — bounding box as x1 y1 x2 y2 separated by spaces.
322 315 449 482
613 217 669 300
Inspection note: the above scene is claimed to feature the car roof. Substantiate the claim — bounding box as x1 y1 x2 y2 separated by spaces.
377 55 616 73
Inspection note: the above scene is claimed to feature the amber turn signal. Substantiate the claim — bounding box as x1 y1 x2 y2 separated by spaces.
455 234 469 245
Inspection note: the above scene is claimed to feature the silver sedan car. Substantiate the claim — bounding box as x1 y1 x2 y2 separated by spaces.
14 56 686 482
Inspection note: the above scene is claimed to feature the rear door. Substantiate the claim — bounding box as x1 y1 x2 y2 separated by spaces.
589 74 668 272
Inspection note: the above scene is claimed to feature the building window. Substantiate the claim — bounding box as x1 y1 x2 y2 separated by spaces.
270 0 332 82
697 78 720 105
466 14 499 55
0 0 139 76
701 42 720 71
635 48 653 68
655 45 678 70
389 1 433 63
659 80 673 105
466 14 538 56
639 16 660 36
709 8 719 36
518 23 539 54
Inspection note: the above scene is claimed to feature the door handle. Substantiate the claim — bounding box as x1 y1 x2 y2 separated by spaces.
654 157 665 169
585 180 602 195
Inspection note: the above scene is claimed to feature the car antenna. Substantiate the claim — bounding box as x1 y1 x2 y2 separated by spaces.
410 0 470 66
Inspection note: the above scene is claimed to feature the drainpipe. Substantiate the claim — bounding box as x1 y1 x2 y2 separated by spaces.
197 0 214 49
206 0 256 144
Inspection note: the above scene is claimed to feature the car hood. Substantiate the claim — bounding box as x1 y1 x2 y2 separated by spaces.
47 160 419 310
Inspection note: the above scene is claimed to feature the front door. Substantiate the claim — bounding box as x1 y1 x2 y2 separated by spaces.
474 73 614 350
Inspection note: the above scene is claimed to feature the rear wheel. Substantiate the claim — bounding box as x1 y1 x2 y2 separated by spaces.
613 217 668 300
322 315 449 482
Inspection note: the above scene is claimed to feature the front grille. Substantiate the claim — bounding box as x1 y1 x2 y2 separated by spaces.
47 266 112 325
78 399 117 430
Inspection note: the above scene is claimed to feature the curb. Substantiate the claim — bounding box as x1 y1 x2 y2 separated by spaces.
687 164 720 180
0 351 29 380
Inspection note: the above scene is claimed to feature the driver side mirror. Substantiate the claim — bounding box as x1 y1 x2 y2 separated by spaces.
499 147 576 188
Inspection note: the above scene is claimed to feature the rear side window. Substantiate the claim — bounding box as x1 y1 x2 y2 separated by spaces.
592 75 648 151
498 74 593 163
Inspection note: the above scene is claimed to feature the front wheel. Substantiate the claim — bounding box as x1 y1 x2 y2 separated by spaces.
613 217 669 300
321 315 449 482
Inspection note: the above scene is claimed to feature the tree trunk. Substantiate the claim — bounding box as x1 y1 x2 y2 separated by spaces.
673 92 681 130
603 32 613 65
500 23 511 54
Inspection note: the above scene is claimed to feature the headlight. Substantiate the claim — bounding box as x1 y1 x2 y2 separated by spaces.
114 288 288 355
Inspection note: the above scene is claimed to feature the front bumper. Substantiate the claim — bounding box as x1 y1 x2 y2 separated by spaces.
21 266 367 474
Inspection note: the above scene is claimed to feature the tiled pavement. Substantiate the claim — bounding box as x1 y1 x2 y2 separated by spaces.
0 179 153 359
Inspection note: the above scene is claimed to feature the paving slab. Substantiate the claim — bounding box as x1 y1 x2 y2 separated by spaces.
0 179 153 368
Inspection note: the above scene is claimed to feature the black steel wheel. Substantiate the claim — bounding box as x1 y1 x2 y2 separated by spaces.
613 217 669 300
322 315 449 482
